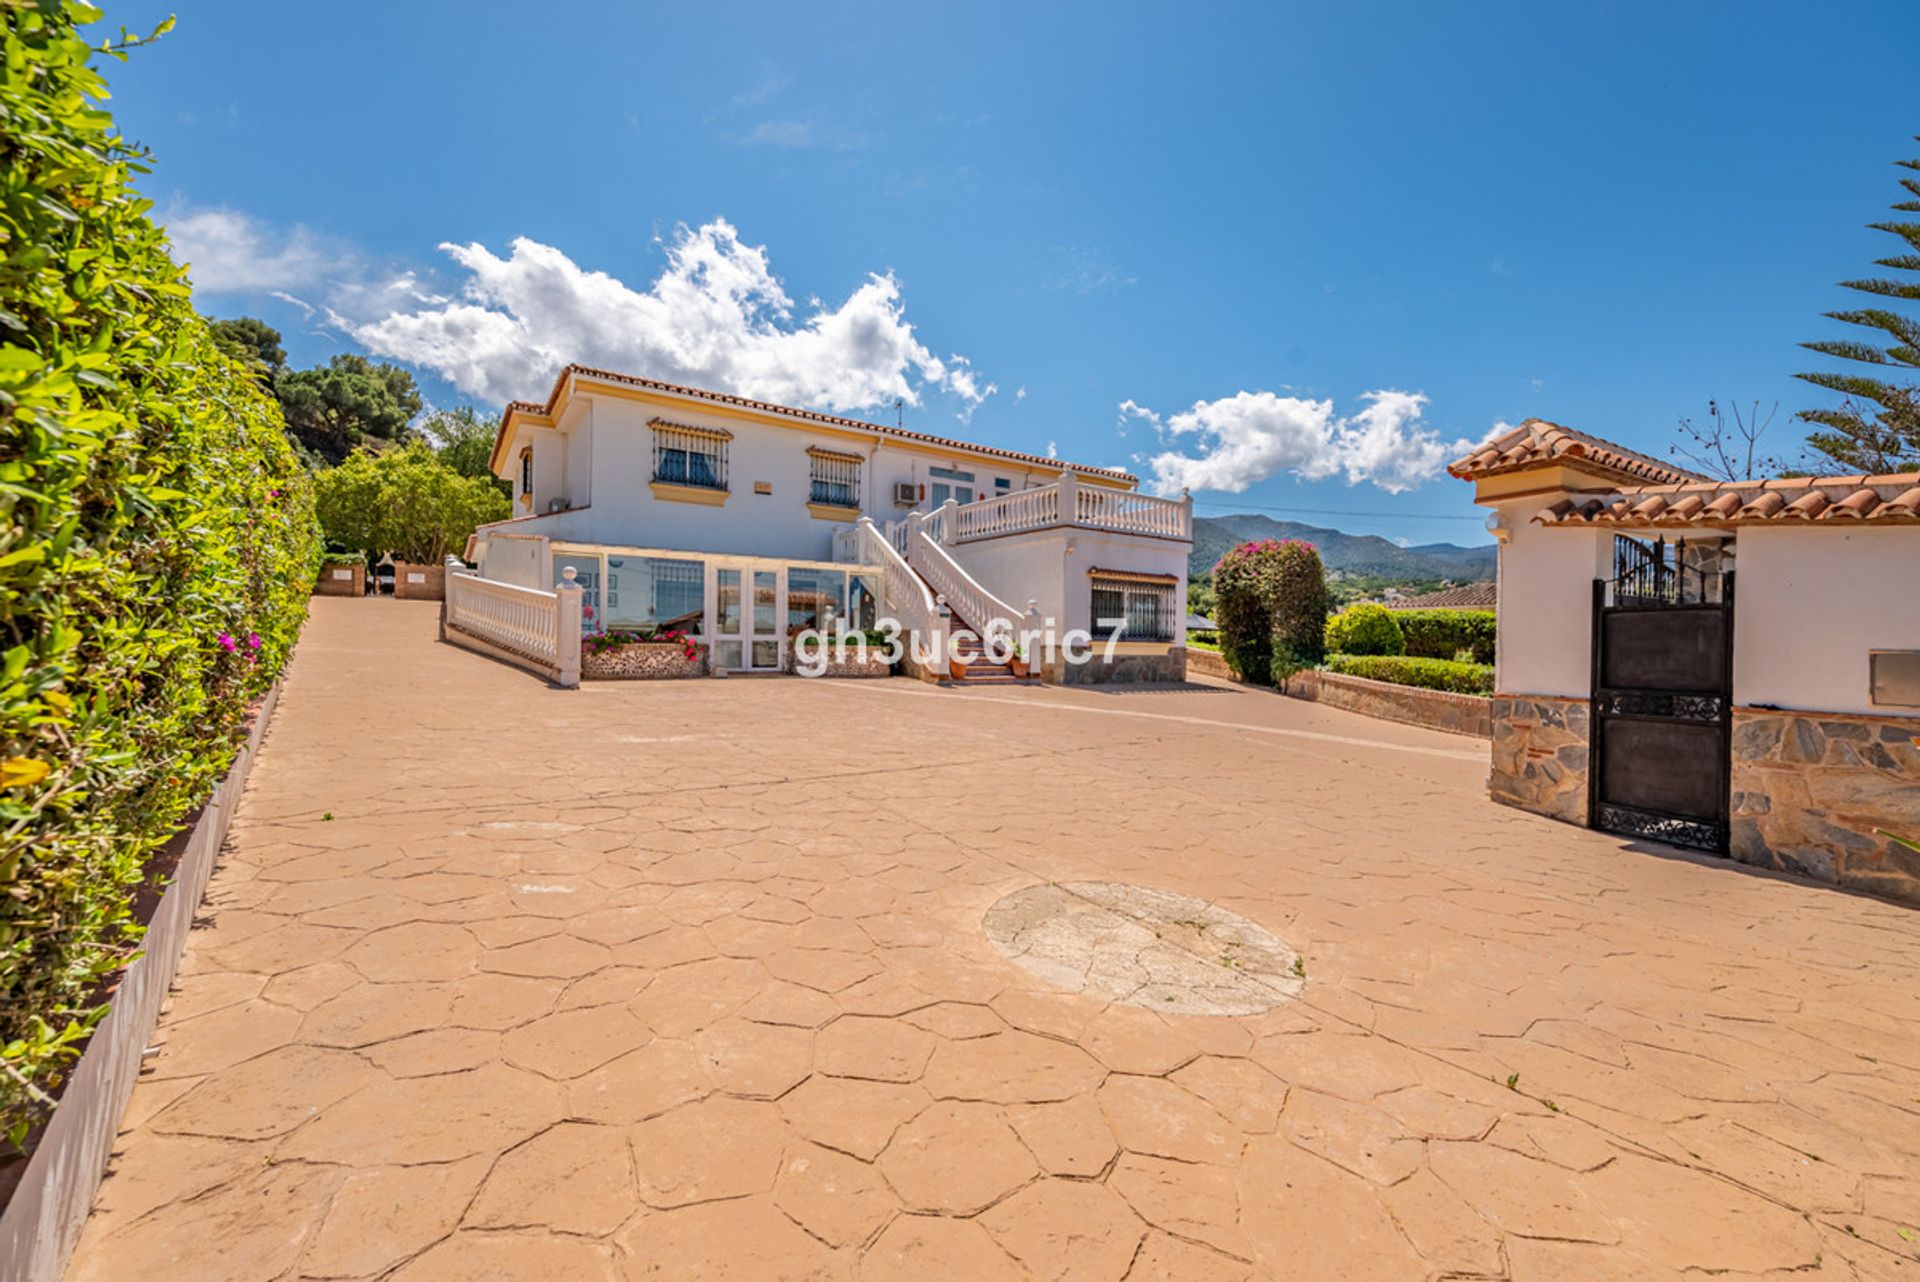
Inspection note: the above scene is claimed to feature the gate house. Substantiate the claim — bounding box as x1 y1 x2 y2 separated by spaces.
1451 421 1920 906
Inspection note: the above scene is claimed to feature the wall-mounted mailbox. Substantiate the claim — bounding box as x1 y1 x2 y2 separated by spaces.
1870 650 1920 708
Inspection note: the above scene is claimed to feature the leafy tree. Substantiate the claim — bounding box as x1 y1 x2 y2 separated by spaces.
207 316 285 378
276 353 422 464
418 405 510 496
314 444 509 564
1796 137 1920 473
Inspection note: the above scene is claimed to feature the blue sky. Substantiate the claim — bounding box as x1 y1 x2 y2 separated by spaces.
104 0 1920 545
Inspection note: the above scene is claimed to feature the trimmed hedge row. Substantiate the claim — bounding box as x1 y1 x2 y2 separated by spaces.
1326 654 1495 696
1394 608 1496 664
1 2 320 1148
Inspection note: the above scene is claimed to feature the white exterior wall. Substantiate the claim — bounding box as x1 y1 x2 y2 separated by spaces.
1492 500 1610 698
949 527 1189 636
1732 526 1920 716
475 534 549 590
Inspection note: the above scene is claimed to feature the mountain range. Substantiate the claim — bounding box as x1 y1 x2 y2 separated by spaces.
1190 514 1497 582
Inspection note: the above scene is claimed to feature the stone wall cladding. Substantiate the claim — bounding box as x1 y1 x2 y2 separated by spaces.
786 650 894 678
1281 670 1491 739
1061 648 1188 685
1489 695 1590 824
582 642 707 680
1731 708 1920 905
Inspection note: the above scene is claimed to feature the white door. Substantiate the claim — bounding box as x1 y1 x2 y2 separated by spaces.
710 565 784 671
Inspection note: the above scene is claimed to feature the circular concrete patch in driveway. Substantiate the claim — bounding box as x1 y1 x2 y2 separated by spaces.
983 882 1302 1016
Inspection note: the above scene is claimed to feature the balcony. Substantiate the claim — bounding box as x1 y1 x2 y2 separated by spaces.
927 476 1192 544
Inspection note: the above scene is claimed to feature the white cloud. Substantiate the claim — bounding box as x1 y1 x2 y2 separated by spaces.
1124 389 1487 496
164 207 344 294
348 219 990 416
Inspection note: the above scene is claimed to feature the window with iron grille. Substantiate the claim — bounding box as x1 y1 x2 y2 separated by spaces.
1090 575 1174 641
807 448 861 507
519 447 533 498
650 420 730 491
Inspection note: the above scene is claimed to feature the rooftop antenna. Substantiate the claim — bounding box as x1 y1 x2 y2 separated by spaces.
894 397 904 429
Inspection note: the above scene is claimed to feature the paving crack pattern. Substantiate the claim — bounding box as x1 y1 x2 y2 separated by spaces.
61 600 1920 1282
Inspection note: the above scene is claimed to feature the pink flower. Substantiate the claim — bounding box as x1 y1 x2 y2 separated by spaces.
217 633 237 653
245 632 262 651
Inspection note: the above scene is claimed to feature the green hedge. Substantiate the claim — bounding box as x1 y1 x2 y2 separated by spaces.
1324 603 1405 656
1326 654 1495 696
1393 608 1496 664
0 2 320 1148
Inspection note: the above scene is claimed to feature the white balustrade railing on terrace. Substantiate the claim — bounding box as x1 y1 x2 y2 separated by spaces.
443 563 583 687
932 476 1192 544
906 524 1022 634
951 484 1059 541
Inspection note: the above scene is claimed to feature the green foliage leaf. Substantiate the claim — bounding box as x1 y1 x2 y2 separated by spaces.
0 0 320 1151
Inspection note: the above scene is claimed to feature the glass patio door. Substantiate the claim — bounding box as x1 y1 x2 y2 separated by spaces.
711 566 784 671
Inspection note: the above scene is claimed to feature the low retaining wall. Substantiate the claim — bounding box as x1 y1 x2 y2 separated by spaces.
1281 669 1491 739
1188 649 1491 739
1488 695 1590 824
1057 644 1187 685
0 682 283 1282
1731 707 1920 905
583 642 707 680
312 564 363 596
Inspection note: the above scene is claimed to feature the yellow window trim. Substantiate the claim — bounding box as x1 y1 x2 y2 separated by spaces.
805 445 865 464
650 481 730 507
807 502 864 523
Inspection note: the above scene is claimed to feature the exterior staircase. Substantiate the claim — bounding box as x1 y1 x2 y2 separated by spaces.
944 616 1028 685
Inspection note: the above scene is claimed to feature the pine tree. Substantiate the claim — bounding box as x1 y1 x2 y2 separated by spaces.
1796 137 1920 473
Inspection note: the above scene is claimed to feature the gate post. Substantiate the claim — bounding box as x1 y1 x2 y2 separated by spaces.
555 569 583 689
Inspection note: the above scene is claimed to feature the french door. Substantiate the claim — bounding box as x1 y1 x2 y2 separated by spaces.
712 566 784 671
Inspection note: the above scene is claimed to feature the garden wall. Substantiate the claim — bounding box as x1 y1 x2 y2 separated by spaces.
0 684 282 1282
393 561 445 601
1731 708 1920 905
1489 695 1590 824
313 564 363 596
1281 669 1491 738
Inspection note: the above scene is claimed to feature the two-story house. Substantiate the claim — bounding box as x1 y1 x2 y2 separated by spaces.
466 365 1193 682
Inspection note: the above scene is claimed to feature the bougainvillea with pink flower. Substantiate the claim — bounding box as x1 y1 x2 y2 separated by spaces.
1211 538 1329 685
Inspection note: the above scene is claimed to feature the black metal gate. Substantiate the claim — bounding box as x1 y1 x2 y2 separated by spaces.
1589 535 1735 853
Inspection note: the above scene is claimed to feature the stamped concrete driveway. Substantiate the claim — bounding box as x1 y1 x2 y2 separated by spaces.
66 599 1920 1281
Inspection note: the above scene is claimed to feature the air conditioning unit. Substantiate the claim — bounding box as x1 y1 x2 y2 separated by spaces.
892 481 921 508
546 496 573 513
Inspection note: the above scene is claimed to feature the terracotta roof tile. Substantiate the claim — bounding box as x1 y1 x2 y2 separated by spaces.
1383 582 1497 610
493 364 1137 483
1534 471 1920 530
1448 420 1705 487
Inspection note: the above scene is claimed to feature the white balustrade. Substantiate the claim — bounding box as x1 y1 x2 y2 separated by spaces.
444 567 581 686
906 527 1020 635
939 480 1191 543
854 519 938 638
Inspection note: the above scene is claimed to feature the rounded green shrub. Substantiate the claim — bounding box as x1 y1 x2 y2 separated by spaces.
0 2 320 1148
1325 603 1406 657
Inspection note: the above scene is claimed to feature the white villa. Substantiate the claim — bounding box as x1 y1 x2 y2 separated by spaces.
460 365 1194 682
